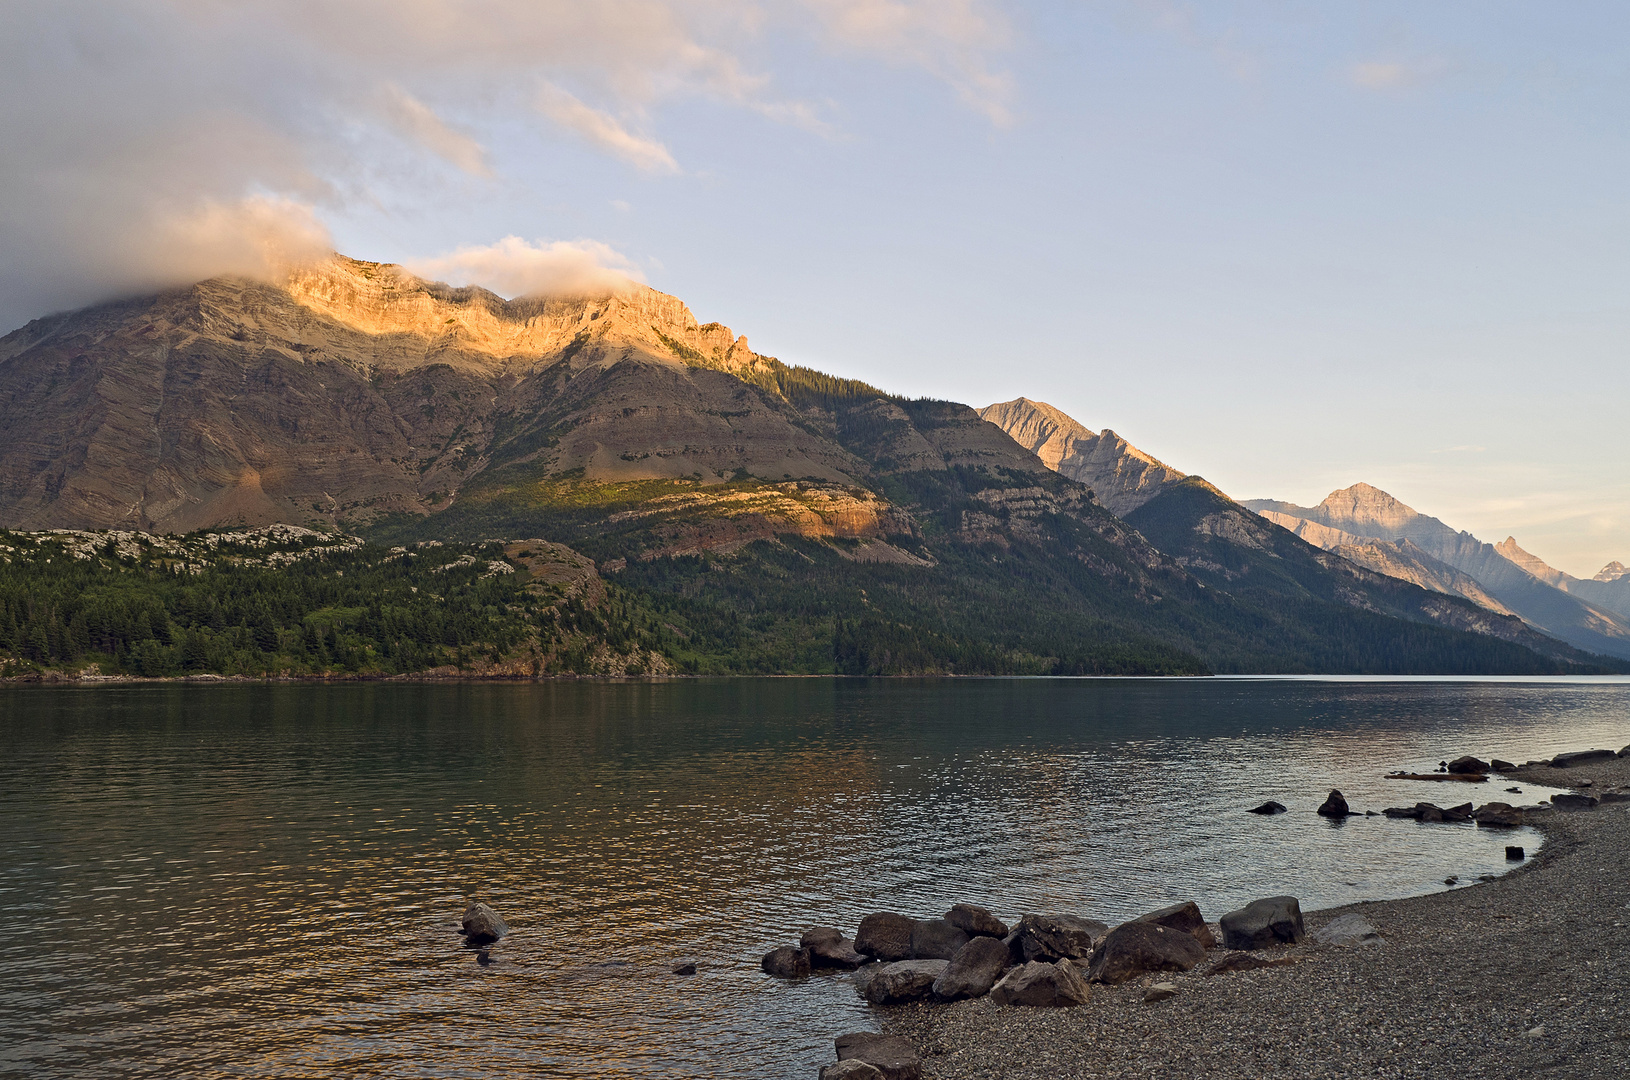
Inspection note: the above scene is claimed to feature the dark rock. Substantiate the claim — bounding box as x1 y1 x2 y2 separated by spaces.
1086 920 1206 984
834 1032 924 1080
1383 806 1422 819
990 959 1091 1007
945 903 1008 938
1442 802 1474 822
1620 745 1630 758
761 946 811 978
1506 786 1523 793
855 912 918 962
1491 759 1517 772
1550 749 1618 768
1447 755 1490 775
1417 803 1445 823
1600 791 1630 804
1317 790 1353 817
1218 896 1305 950
1474 802 1524 827
1552 792 1600 811
672 961 697 975
821 1060 886 1080
909 917 970 960
1143 982 1179 1003
932 935 1013 1000
1206 951 1297 977
1309 913 1382 946
1248 800 1288 815
861 960 947 1004
1134 901 1216 949
1506 846 1525 861
802 927 866 970
461 902 508 944
1012 913 1107 962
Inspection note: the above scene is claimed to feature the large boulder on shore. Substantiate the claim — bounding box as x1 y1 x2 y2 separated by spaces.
761 946 811 978
945 903 1008 938
1219 896 1305 950
909 917 970 960
802 927 866 970
1447 755 1491 775
461 903 508 944
991 959 1091 1007
1134 901 1216 949
834 1033 924 1080
1551 749 1618 768
1552 792 1600 811
1086 921 1205 984
861 960 948 1004
855 912 918 962
1011 913 1107 963
932 935 1013 1000
1316 790 1353 817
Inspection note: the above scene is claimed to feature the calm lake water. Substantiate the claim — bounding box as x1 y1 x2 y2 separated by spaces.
2 677 1627 1078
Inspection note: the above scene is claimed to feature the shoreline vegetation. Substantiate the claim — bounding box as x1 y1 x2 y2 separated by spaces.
824 754 1630 1079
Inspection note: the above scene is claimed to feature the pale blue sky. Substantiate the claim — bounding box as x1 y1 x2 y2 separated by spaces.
4 1 1627 574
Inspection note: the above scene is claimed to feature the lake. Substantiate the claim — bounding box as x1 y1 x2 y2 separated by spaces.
2 677 1626 1077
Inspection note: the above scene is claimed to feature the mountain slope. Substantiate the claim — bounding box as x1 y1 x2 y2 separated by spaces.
1243 485 1630 659
978 397 1186 514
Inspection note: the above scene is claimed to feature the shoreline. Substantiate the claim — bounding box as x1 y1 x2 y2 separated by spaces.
880 756 1630 1079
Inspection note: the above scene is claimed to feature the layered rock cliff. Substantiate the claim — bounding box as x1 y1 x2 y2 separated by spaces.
977 398 1185 515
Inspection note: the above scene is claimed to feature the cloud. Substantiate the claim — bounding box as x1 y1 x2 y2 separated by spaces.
1348 57 1451 91
406 236 643 298
378 84 492 176
535 84 679 173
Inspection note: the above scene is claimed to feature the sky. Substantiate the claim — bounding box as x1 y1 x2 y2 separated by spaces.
3 0 1627 576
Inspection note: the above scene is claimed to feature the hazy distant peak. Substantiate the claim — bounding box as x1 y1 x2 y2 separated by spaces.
977 398 1186 515
1596 561 1629 582
1315 482 1424 529
1494 536 1571 587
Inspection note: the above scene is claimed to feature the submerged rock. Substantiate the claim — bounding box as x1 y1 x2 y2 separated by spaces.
1219 896 1305 950
671 961 697 976
855 912 918 962
1086 920 1205 984
834 1032 924 1080
945 903 1008 938
990 959 1091 1007
1247 800 1288 815
932 935 1013 1000
461 902 508 945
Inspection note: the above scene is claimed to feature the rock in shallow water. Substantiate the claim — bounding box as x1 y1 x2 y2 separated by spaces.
761 946 811 978
1317 790 1353 817
932 935 1013 1000
990 959 1091 1007
862 960 947 1004
803 927 866 970
944 903 1008 938
1219 896 1304 950
1086 921 1205 984
1247 800 1287 815
1447 755 1490 775
855 912 917 962
461 902 508 944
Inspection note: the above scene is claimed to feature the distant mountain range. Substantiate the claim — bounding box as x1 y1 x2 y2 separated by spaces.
0 258 1621 676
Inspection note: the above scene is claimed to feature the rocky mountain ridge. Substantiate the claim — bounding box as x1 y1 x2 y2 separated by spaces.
977 398 1186 515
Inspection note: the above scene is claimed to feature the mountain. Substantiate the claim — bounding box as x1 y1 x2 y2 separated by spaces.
1242 484 1630 659
978 398 1185 515
1596 562 1628 582
0 258 1619 676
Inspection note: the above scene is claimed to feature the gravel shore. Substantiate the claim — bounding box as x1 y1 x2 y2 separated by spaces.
883 757 1630 1079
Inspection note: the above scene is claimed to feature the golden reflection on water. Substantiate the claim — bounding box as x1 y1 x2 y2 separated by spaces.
0 678 1623 1077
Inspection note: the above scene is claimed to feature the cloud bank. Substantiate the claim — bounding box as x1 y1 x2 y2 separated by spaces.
407 238 643 298
0 0 1014 326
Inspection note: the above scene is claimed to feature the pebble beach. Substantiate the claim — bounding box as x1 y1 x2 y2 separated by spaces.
878 756 1630 1080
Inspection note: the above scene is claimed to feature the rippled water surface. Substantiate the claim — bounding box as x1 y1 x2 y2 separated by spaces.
2 677 1628 1077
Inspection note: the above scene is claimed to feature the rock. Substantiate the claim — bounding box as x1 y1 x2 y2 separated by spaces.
1620 746 1630 758
1133 901 1216 949
1417 803 1445 823
821 1060 886 1080
1446 755 1490 775
1310 913 1382 946
1600 791 1630 804
861 960 947 1004
834 1032 924 1080
1382 806 1422 819
945 903 1008 938
1506 846 1525 861
1205 951 1298 977
1442 802 1473 822
1012 913 1107 962
1474 802 1523 827
1491 758 1517 771
990 959 1092 1007
1316 790 1353 817
932 935 1013 1000
461 902 508 944
855 912 918 962
1552 792 1600 811
1550 749 1618 768
1505 787 1523 793
909 918 970 960
1247 800 1288 815
803 927 866 970
1086 921 1206 984
1143 982 1179 1003
761 946 811 978
672 961 697 975
1219 896 1305 950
